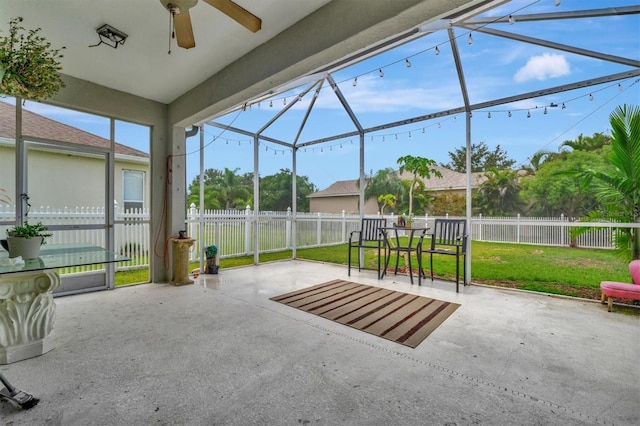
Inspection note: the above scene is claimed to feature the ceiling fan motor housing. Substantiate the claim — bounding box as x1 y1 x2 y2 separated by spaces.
160 0 198 13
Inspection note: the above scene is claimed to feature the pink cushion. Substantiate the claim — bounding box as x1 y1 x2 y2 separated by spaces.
630 260 640 285
600 281 640 299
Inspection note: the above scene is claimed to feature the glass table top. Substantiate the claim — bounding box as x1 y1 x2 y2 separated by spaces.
0 243 129 275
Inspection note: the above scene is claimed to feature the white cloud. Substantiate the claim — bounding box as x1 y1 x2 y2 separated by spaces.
513 53 570 82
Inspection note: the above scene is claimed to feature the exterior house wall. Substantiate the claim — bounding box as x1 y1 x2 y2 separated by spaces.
0 144 149 210
309 195 379 215
0 145 15 207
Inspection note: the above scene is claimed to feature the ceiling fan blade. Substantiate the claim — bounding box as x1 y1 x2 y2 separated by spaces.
203 0 262 33
174 9 196 48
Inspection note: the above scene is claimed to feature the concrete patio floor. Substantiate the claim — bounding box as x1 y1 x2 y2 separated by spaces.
1 260 638 425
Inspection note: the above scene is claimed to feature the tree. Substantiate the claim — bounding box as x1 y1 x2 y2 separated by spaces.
560 132 611 153
441 141 515 173
259 169 316 212
572 104 640 260
187 167 252 210
476 168 523 216
377 194 397 216
364 168 404 214
431 193 466 216
520 150 606 217
397 155 442 216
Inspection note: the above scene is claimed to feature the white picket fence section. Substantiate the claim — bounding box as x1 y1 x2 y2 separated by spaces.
1 204 632 272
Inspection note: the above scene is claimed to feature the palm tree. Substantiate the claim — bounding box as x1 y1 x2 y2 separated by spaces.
476 168 522 216
576 104 639 260
364 168 404 213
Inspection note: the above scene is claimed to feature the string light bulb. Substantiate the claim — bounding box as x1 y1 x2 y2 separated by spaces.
618 83 623 91
544 107 548 115
379 69 384 78
508 15 515 24
562 103 566 109
405 58 411 67
508 111 512 117
435 46 440 55
269 100 273 108
468 33 473 45
353 77 357 87
555 0 561 6
283 97 287 105
589 93 593 101
487 112 491 118
527 110 531 118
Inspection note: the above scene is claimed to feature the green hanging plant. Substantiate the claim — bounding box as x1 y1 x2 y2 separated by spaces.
0 17 65 102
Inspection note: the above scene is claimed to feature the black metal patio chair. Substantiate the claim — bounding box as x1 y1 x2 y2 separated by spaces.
418 218 468 292
348 218 387 279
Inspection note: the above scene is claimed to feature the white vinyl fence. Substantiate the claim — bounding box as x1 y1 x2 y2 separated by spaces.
1 205 632 273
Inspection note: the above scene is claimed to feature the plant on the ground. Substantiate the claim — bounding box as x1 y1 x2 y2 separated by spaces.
397 155 442 216
569 104 640 260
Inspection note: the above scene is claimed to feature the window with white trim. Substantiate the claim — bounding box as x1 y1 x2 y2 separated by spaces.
123 170 145 212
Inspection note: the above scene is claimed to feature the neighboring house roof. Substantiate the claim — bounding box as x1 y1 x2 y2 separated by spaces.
307 179 361 198
398 165 486 191
0 101 148 158
309 166 486 197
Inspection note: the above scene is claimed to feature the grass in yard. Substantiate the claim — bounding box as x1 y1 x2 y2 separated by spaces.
114 241 635 306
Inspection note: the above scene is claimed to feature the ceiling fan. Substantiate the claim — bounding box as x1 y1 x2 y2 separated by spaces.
159 0 262 50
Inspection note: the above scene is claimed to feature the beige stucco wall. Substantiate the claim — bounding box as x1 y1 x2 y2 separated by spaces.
310 196 379 215
0 144 149 211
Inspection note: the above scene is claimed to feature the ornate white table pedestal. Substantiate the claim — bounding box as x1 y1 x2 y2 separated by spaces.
0 270 60 364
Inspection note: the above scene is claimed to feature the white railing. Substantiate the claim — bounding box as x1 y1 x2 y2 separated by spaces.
2 205 633 272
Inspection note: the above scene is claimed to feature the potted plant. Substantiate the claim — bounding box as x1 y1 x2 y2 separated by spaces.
0 17 65 102
5 221 52 259
401 213 415 228
205 245 219 274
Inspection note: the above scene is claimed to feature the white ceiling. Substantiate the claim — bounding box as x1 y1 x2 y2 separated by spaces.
0 0 332 104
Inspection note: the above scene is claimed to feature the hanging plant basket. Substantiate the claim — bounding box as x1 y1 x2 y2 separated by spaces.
0 17 65 102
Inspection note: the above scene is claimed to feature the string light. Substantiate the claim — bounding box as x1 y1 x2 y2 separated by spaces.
283 97 287 105
468 33 473 45
508 111 512 117
562 103 566 109
589 93 593 101
618 83 623 91
422 128 425 133
544 107 548 114
405 58 411 67
379 69 384 77
487 112 491 118
269 100 273 108
555 0 561 6
435 46 440 55
527 110 531 118
508 15 515 24
353 77 357 87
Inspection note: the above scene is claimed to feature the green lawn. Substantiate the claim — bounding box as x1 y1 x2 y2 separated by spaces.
115 240 632 302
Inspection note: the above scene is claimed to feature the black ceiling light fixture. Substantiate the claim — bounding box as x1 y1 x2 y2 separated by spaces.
89 24 128 49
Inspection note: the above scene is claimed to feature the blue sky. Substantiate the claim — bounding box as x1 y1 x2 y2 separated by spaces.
16 0 640 192
200 0 640 190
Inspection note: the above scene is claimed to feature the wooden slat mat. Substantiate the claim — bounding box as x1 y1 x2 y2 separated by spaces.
270 279 460 348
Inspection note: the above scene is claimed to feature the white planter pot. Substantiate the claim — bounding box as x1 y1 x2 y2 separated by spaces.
6 236 43 259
